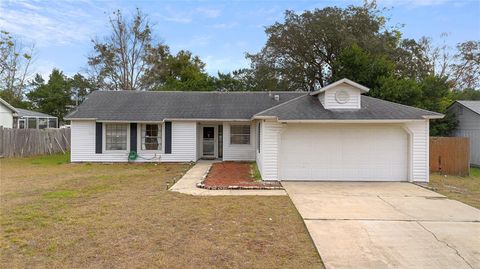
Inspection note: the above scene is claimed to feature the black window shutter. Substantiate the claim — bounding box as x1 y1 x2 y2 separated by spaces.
130 123 137 152
95 122 102 154
165 122 172 154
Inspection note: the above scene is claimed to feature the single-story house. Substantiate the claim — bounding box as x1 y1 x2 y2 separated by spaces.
13 108 58 129
447 100 480 166
0 98 17 128
65 78 443 182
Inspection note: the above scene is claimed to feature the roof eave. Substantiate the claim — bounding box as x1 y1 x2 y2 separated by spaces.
0 98 18 113
277 119 428 123
422 115 445 119
64 117 97 121
252 115 278 120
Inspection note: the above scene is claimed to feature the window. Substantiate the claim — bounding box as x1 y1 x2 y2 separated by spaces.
142 124 162 150
230 125 250 145
18 119 25 129
257 122 261 153
48 118 57 128
38 118 48 129
27 118 37 129
106 124 128 150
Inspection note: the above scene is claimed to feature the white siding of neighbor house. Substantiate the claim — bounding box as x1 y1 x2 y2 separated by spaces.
256 120 283 181
403 120 430 182
70 120 196 163
0 102 14 128
222 122 256 161
322 84 362 109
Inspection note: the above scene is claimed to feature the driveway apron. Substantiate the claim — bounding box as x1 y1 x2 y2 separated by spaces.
283 182 480 269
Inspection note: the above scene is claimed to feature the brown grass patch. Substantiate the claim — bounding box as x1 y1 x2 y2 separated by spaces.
429 167 480 209
0 154 322 268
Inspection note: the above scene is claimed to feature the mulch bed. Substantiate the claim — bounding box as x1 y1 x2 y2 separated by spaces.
197 162 283 190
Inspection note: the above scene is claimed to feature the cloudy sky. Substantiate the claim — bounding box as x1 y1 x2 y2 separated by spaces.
1 0 479 78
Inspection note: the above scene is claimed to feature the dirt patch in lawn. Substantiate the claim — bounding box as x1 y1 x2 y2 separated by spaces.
429 167 480 209
0 154 321 268
200 162 282 190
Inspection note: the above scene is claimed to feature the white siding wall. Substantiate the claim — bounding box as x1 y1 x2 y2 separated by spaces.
255 121 263 175
222 122 256 161
71 120 197 163
450 104 480 166
404 120 430 182
323 84 361 109
257 120 283 181
0 102 13 128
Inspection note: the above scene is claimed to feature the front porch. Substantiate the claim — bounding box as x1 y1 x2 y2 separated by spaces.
196 121 257 162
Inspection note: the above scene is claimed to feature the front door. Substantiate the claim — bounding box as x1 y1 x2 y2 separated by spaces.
202 127 215 157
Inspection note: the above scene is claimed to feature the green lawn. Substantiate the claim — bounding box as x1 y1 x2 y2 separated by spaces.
429 167 480 209
0 154 322 268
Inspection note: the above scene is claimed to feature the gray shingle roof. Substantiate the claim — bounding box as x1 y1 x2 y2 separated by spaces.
65 91 305 121
65 91 443 121
254 95 443 120
15 108 57 118
455 100 480 115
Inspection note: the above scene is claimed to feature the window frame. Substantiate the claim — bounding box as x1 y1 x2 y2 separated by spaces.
38 118 48 129
230 124 251 145
140 123 163 151
104 123 129 152
27 117 37 129
48 118 58 128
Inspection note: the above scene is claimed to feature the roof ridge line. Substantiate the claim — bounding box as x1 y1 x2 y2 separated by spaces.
253 93 308 117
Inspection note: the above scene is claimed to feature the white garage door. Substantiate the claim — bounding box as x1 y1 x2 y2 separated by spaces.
279 124 408 181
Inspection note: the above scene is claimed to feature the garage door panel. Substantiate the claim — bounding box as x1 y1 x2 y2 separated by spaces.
280 124 408 181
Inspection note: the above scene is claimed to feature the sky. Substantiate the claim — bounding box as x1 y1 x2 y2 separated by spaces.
0 0 479 79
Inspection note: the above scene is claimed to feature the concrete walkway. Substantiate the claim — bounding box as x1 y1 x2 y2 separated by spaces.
169 160 286 196
283 182 480 269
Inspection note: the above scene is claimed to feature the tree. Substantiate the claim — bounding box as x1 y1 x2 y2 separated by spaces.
88 9 153 91
0 30 34 106
143 49 213 91
27 69 72 121
88 9 214 91
450 40 480 90
70 73 94 106
332 44 395 89
371 76 422 107
245 2 401 91
451 88 480 100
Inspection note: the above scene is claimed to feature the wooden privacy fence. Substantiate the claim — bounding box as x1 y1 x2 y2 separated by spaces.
0 127 70 158
430 136 470 176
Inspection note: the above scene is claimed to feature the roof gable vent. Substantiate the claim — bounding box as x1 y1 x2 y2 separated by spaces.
312 78 368 110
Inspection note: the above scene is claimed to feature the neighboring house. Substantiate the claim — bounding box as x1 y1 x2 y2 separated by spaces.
447 100 480 166
65 78 443 182
0 98 18 128
13 108 58 129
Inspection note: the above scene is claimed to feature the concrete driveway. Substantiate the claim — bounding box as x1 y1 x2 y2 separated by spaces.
283 182 480 269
